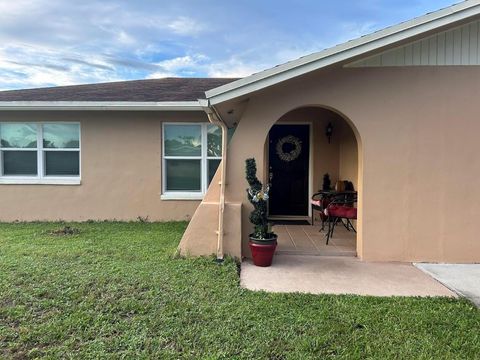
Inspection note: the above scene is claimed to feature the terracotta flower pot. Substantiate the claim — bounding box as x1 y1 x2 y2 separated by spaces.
249 234 278 267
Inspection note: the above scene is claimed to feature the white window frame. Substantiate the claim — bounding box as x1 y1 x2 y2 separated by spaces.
161 122 222 200
0 122 81 185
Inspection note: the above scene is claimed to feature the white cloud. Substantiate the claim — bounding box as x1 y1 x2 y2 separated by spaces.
0 0 41 16
145 71 176 79
146 54 261 79
167 16 206 36
147 54 209 79
0 44 122 89
155 55 206 72
117 31 136 45
206 58 260 78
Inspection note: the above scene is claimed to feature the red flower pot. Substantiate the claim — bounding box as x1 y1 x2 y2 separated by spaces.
249 235 278 267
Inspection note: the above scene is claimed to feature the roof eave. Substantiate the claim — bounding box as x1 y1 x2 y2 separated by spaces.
0 101 203 111
205 1 480 105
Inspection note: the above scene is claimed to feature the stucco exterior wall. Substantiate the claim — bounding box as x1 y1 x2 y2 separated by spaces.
0 110 207 221
223 66 480 263
339 123 358 189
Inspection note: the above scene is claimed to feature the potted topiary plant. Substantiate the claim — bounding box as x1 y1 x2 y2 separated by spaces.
245 158 277 267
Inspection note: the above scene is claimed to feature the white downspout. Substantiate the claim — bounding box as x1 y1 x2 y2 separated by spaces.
214 110 227 261
200 100 228 261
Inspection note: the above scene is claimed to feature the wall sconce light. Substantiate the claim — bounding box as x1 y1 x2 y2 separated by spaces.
325 122 333 143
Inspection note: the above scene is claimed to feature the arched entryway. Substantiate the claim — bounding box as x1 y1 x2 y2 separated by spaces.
264 106 362 257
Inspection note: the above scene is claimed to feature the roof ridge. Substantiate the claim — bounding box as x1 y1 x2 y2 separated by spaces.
0 77 241 93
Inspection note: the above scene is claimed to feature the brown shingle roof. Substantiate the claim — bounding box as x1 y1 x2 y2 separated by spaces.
0 78 239 102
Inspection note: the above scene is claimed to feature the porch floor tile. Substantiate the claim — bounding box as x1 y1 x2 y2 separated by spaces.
240 255 456 297
275 224 356 257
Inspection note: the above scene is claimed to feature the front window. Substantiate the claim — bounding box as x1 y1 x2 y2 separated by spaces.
162 123 222 198
0 122 80 184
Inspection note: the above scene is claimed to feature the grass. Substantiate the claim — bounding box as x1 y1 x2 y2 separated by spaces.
0 222 479 359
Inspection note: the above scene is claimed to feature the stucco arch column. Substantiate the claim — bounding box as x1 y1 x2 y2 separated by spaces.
224 82 364 259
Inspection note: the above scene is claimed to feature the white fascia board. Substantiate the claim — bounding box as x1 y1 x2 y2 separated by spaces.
206 1 480 105
0 101 203 111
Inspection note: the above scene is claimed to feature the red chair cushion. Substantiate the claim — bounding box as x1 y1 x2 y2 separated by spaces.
326 205 357 219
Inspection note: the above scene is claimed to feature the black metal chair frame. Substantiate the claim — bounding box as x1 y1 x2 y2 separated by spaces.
325 191 358 245
311 191 332 231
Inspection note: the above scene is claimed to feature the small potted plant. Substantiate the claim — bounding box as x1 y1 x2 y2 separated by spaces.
322 173 332 191
245 158 277 267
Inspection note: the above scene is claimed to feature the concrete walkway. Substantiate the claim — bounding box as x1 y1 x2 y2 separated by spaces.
415 263 480 307
241 255 455 297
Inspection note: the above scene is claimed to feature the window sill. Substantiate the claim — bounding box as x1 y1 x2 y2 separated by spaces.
0 178 81 185
161 193 204 201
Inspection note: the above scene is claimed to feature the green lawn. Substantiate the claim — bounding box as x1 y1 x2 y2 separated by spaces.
0 222 479 359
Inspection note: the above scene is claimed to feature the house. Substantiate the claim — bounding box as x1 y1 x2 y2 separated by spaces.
1 1 480 263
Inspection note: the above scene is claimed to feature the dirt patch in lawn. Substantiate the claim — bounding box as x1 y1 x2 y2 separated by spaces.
47 226 81 236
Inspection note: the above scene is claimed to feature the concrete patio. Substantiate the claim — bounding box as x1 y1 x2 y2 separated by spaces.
274 223 356 256
241 254 456 297
415 263 480 307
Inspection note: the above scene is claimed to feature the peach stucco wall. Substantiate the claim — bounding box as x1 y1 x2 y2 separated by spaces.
0 110 206 221
220 66 480 263
339 122 358 189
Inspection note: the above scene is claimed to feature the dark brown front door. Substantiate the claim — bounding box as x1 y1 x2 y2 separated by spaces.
268 124 309 217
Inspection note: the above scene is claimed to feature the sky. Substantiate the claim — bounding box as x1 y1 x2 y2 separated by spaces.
0 0 462 90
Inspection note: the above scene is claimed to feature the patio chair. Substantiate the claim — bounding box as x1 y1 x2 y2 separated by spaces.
324 191 357 245
310 191 331 230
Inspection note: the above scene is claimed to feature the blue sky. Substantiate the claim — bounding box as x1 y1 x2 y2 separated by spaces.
0 0 461 90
